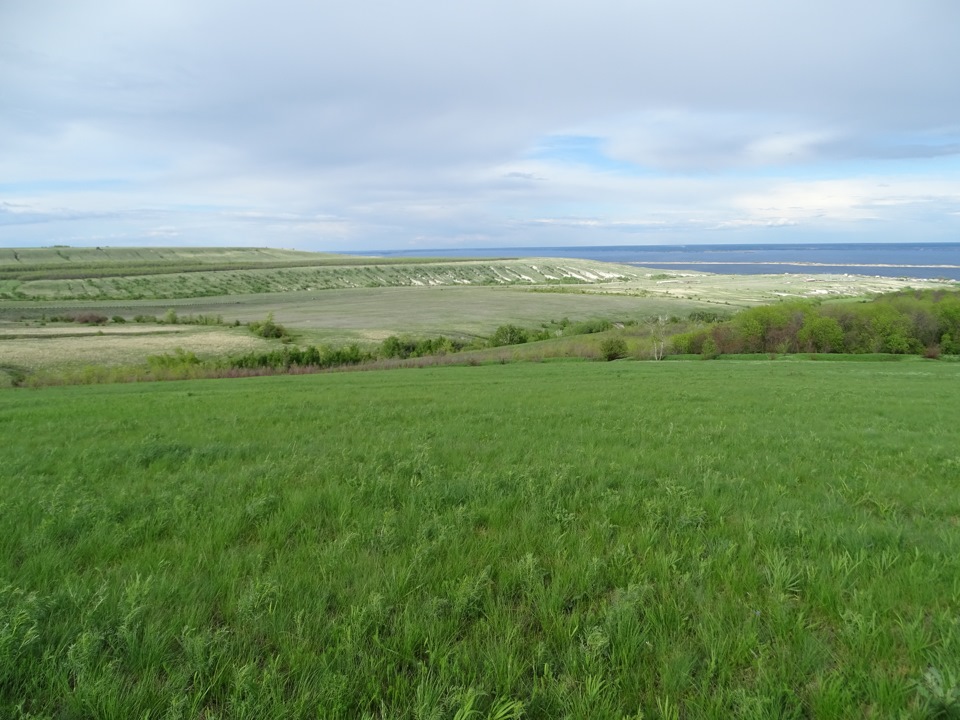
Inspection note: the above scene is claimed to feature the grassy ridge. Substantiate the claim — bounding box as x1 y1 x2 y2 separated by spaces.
0 246 325 265
1 247 642 300
0 247 335 280
3 362 960 717
2 260 640 301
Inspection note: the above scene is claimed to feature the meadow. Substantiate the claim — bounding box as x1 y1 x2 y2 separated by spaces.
3 361 960 718
0 286 720 387
2 246 953 385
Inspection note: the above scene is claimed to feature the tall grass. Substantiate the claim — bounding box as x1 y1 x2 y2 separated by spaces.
2 362 960 717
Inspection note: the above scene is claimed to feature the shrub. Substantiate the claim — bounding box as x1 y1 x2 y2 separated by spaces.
942 333 959 355
701 337 720 360
381 336 404 359
671 330 707 355
228 343 374 372
249 314 289 340
379 335 466 359
176 314 225 326
378 335 464 360
489 325 529 347
688 310 725 323
562 319 612 336
709 324 742 354
147 348 201 369
71 312 108 325
111 315 126 324
600 336 627 361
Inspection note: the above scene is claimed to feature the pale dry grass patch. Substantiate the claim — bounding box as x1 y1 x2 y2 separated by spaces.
0 325 187 338
0 328 273 370
600 271 950 306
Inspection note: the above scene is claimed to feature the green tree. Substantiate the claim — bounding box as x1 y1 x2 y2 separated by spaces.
798 314 844 353
869 305 917 353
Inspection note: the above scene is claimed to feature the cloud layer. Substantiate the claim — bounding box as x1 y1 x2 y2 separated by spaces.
2 0 959 249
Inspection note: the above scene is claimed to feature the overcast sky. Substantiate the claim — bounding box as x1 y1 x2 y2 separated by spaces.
2 0 959 251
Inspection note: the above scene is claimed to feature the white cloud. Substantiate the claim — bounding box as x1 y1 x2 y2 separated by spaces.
1 0 959 249
743 132 834 166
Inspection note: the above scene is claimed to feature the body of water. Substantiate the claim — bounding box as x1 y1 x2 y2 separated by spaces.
360 243 960 281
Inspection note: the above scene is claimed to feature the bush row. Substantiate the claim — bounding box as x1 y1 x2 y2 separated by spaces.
229 344 373 370
43 311 229 326
671 289 960 357
380 335 467 358
488 319 616 347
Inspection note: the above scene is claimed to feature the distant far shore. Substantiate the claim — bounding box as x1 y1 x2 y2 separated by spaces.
625 261 960 269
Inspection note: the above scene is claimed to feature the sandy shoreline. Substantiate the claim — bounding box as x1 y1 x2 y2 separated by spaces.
631 261 960 269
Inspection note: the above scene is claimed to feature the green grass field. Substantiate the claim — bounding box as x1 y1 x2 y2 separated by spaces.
3 361 959 718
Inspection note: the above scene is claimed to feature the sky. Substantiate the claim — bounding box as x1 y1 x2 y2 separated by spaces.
2 0 960 252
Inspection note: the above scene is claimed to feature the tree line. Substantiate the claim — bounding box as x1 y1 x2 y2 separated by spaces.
671 289 960 357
